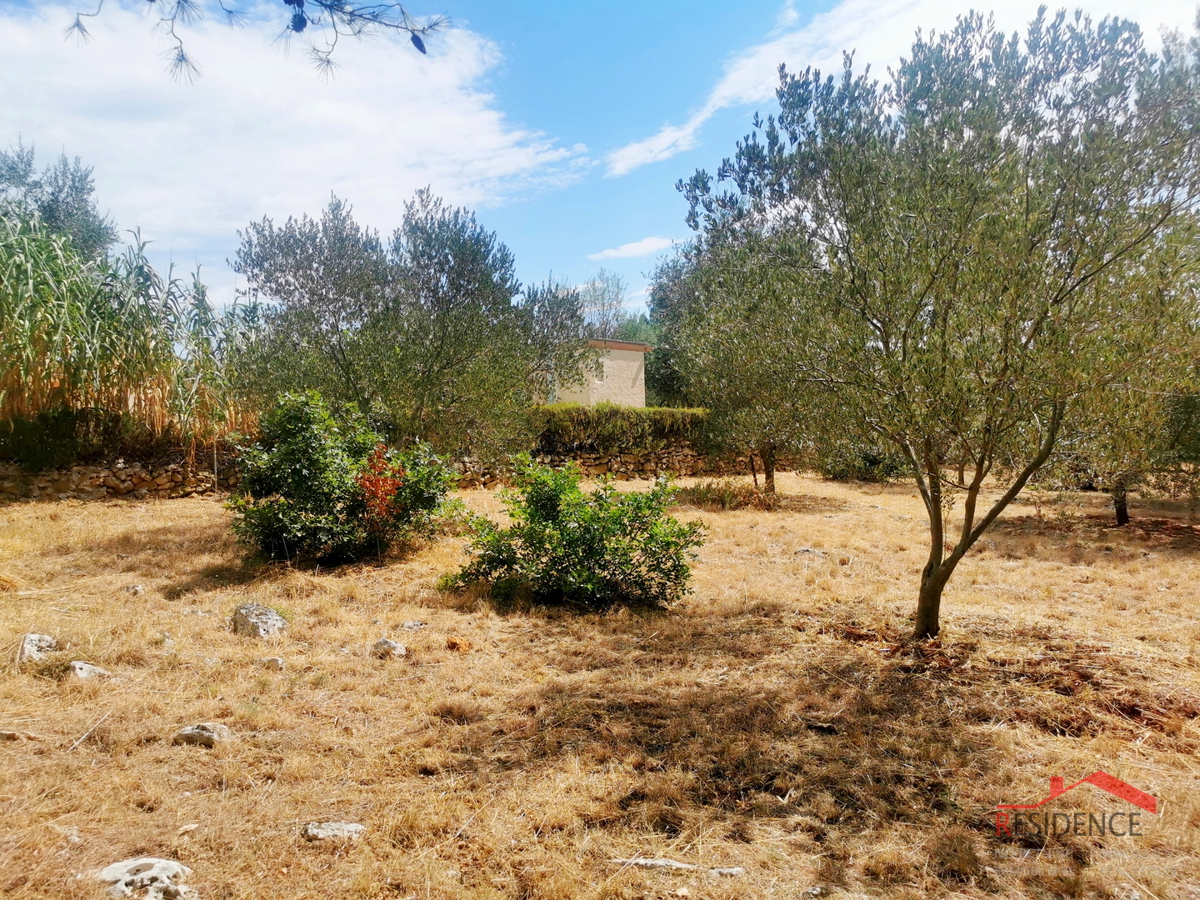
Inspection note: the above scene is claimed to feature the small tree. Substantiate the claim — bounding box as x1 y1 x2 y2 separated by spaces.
580 268 633 340
643 249 702 408
1 141 118 259
683 11 1200 638
675 233 817 492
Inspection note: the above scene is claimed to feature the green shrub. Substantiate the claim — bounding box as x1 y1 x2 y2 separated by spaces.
674 478 781 511
445 455 704 609
532 402 708 455
229 391 455 562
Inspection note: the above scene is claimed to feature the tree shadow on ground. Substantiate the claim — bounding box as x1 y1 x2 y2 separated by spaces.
416 601 1200 889
419 605 1009 885
987 513 1200 557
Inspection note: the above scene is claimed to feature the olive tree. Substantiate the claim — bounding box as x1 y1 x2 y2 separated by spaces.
233 191 591 458
1 141 118 259
674 233 818 492
580 268 633 340
683 10 1200 638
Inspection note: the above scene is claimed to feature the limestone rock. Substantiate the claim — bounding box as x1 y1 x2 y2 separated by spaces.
255 657 285 671
372 638 406 659
17 633 57 662
94 857 195 899
302 821 365 841
230 603 287 638
68 661 110 680
172 723 231 748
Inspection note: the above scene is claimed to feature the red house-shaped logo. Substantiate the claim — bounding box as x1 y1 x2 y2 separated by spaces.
997 771 1157 814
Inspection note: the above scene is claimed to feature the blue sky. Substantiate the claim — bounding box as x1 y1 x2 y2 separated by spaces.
1 0 1195 309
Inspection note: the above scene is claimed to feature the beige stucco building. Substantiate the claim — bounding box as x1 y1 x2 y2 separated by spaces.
554 339 650 407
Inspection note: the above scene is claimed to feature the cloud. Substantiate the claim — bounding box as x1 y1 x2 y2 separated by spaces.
605 0 1197 177
587 235 674 261
0 2 588 304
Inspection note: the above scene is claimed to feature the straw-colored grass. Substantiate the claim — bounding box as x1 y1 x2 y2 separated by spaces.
1 474 1199 899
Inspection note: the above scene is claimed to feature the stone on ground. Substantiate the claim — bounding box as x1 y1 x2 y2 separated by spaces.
172 723 231 748
302 821 365 841
68 661 110 680
229 603 288 638
93 857 195 899
371 638 406 659
17 633 57 662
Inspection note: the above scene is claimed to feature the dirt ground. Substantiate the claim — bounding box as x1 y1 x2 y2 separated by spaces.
1 473 1198 899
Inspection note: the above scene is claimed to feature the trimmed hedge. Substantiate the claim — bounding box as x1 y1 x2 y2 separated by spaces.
532 402 708 455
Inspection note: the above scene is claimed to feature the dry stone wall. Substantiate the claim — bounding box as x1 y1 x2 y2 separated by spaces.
0 459 239 502
1 447 796 502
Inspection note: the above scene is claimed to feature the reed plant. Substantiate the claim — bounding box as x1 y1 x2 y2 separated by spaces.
0 214 257 468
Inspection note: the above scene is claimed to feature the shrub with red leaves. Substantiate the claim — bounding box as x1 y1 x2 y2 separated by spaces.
357 444 407 534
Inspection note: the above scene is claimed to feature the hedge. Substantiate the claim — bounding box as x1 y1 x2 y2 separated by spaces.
531 402 708 455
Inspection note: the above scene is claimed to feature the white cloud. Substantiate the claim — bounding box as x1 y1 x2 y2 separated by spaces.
0 2 588 305
774 1 800 31
605 0 1197 177
587 235 674 261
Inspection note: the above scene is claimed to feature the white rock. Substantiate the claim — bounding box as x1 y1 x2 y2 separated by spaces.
94 857 194 899
255 656 285 671
371 638 406 660
17 633 57 662
230 603 288 638
172 723 231 748
68 661 110 680
302 821 365 841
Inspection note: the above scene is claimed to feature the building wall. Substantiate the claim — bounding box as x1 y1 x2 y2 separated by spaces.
556 348 646 407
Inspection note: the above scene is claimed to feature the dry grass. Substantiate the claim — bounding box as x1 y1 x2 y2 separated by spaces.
1 474 1199 899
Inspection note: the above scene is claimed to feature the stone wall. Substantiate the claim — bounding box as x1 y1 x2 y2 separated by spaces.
0 459 239 502
1 447 794 502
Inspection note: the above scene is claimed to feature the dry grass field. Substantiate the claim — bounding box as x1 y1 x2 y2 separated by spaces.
2 473 1199 900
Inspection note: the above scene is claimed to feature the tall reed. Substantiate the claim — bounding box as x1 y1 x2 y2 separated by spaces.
0 214 257 463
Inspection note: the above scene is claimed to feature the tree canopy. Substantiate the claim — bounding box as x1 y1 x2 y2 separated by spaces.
232 190 592 458
0 141 118 259
681 10 1200 638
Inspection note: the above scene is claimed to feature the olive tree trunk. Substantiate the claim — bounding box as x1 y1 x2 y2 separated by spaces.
910 406 1063 639
1112 477 1131 526
761 444 777 494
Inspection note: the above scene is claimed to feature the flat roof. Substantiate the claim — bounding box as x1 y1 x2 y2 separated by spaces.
588 339 653 352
